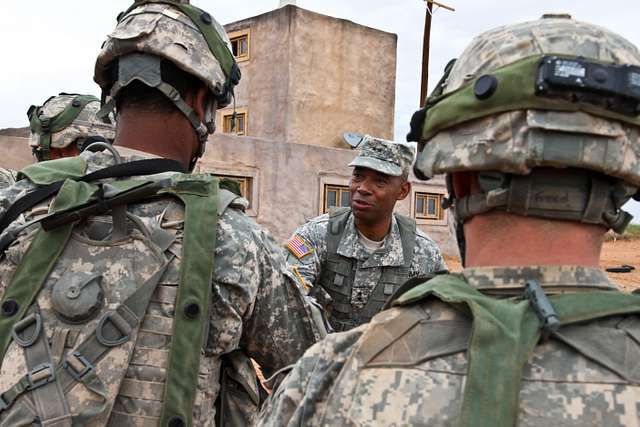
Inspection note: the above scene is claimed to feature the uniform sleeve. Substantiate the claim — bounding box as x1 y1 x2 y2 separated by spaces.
284 221 326 289
241 225 323 378
257 328 364 426
412 232 448 276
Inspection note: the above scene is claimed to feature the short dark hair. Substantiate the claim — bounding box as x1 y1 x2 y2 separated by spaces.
116 59 205 113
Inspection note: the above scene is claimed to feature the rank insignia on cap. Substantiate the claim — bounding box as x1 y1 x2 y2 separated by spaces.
288 235 313 259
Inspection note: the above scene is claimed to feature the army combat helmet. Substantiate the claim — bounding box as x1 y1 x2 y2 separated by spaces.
409 15 640 239
28 93 115 161
94 0 241 169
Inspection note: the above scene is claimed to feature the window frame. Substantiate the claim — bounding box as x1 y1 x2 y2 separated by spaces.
221 109 248 136
414 192 444 221
323 184 350 214
228 28 251 62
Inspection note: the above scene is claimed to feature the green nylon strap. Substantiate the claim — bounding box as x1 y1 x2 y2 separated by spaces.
28 95 98 136
0 180 98 361
159 175 219 427
422 55 640 142
394 274 640 427
121 1 235 83
18 156 87 185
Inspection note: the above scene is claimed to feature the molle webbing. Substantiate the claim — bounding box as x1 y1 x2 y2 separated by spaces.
453 169 634 233
394 274 640 427
159 176 219 427
421 55 640 142
0 180 96 361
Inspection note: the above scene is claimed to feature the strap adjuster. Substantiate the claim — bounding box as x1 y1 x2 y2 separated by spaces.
63 351 94 381
26 363 55 390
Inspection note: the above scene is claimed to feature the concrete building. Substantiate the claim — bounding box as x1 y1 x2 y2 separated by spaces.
0 5 456 255
219 4 397 149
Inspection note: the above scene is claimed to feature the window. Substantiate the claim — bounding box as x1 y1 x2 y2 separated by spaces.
214 174 253 207
223 112 247 136
323 184 350 213
228 29 250 61
415 192 443 220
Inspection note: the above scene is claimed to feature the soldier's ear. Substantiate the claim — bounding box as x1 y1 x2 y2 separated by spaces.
452 172 477 198
188 85 210 122
397 180 411 201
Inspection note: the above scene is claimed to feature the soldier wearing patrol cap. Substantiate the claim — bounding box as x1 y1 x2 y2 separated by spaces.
0 1 324 426
286 135 445 332
260 14 640 426
27 93 116 162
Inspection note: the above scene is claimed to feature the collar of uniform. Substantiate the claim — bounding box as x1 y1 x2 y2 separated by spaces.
462 265 617 295
337 213 405 267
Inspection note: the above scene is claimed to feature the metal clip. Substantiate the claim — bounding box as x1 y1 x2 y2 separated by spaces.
524 280 560 337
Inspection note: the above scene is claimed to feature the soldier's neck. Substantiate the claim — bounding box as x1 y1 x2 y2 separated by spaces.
463 211 604 268
114 109 198 170
354 216 392 242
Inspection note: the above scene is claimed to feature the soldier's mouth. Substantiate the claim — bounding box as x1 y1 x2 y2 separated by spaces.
352 199 373 209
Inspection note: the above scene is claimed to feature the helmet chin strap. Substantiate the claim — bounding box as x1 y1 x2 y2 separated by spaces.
98 54 217 171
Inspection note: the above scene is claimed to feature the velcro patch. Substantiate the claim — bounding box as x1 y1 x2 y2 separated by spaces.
287 235 313 259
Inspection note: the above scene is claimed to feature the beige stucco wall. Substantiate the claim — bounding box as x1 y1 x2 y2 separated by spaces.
222 5 397 149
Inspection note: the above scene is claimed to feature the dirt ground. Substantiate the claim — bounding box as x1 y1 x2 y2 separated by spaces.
443 239 640 292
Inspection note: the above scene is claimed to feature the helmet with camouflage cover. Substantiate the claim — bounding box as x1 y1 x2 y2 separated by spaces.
94 0 241 168
27 93 115 161
409 15 640 236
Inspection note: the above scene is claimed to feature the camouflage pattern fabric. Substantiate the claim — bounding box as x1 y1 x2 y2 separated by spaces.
0 169 16 192
287 211 445 307
29 94 115 150
0 148 321 426
348 135 415 177
258 265 640 426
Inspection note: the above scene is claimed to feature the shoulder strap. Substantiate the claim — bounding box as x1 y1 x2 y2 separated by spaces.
0 158 185 237
325 207 351 256
394 213 416 267
391 274 640 427
160 176 219 427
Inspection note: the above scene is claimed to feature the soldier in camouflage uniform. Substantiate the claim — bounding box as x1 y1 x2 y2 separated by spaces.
0 1 323 426
27 93 116 161
259 15 640 426
286 135 445 331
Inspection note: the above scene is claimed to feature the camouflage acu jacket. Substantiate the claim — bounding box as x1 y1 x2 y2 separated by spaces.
0 148 321 426
287 211 445 306
258 265 640 427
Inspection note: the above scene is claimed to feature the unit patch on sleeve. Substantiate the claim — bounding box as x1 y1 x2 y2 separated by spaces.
287 235 313 259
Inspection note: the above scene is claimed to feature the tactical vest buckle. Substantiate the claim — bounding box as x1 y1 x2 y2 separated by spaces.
63 351 94 381
26 363 55 390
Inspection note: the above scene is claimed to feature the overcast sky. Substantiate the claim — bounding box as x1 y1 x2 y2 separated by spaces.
1 0 639 220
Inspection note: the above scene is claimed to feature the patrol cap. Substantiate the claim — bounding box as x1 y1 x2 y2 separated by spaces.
348 135 415 177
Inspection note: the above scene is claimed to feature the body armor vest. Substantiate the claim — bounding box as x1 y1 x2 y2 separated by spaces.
319 207 416 332
0 164 246 426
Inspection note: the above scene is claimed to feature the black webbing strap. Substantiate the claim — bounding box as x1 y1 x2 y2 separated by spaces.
0 159 184 236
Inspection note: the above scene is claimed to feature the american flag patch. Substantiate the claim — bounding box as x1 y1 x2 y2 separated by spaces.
288 235 313 259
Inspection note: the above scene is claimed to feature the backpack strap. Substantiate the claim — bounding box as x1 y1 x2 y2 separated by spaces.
159 175 219 427
0 158 185 237
391 274 640 427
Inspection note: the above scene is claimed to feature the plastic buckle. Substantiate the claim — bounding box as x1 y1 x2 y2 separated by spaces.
26 363 55 390
63 351 94 381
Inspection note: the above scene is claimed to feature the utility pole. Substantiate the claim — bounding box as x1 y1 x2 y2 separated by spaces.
420 1 455 106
